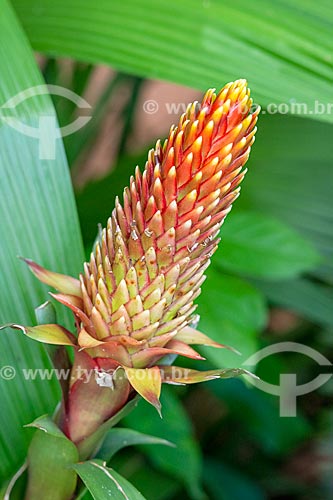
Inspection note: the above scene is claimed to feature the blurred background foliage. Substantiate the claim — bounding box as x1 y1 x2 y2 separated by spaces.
0 0 332 498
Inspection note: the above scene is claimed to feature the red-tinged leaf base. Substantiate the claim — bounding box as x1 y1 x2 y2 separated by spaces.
25 416 78 500
63 351 130 444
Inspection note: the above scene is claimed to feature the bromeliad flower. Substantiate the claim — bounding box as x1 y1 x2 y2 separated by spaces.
9 79 259 445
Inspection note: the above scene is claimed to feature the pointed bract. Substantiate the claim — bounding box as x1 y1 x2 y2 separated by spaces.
124 366 162 416
174 325 239 352
5 323 75 346
23 258 81 296
160 366 258 384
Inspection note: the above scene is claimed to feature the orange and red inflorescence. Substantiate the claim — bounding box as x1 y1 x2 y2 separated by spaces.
22 79 259 442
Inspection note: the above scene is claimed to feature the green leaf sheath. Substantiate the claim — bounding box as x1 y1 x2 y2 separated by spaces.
25 416 79 500
35 301 57 325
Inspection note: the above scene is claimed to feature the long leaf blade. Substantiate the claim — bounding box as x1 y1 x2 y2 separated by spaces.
12 0 333 122
0 0 84 482
98 428 174 461
216 211 320 279
73 460 146 500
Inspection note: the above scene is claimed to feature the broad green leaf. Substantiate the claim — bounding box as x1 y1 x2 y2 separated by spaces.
73 459 146 500
98 428 174 461
197 270 267 368
217 211 320 279
119 467 181 500
25 416 79 500
255 278 333 328
124 388 205 500
12 0 333 122
203 459 266 500
209 378 311 456
85 454 181 500
0 0 84 482
239 114 333 282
